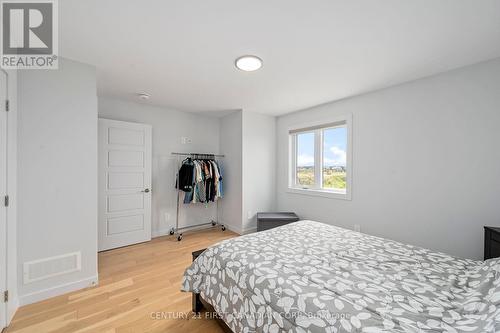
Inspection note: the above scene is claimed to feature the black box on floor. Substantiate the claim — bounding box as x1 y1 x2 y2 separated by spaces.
256 212 300 232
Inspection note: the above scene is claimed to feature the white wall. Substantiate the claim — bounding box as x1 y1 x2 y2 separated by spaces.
17 58 98 304
5 69 18 322
98 97 221 237
218 110 277 234
242 111 276 232
276 58 500 260
219 111 243 233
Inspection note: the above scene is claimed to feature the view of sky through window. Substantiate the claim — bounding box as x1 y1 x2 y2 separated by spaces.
297 127 347 167
297 132 315 167
323 127 347 167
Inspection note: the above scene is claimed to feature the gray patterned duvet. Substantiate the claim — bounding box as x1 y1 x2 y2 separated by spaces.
181 220 500 333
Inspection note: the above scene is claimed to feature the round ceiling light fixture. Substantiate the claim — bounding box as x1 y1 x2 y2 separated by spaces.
235 55 263 72
137 92 150 100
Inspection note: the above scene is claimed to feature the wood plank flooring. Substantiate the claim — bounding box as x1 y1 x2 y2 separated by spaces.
6 228 237 333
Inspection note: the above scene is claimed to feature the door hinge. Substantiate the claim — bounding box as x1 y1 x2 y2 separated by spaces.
3 290 8 302
5 99 9 112
4 195 8 207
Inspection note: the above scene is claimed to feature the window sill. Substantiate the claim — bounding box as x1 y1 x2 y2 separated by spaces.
287 187 351 200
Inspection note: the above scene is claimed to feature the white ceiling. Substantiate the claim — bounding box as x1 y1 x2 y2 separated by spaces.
60 0 500 116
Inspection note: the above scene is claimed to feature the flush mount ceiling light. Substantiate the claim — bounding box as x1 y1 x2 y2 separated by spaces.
137 92 150 100
235 55 263 72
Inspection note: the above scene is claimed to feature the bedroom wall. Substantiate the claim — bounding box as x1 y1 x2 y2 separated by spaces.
98 97 221 237
242 111 276 233
219 110 277 234
219 111 243 233
276 58 500 260
17 58 98 305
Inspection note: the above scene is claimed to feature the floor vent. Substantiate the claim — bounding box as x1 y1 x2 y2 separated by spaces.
23 252 81 284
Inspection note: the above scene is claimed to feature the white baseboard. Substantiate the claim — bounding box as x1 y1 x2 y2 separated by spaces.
7 295 19 324
241 227 257 235
19 275 99 306
223 224 256 236
221 222 242 235
152 228 172 238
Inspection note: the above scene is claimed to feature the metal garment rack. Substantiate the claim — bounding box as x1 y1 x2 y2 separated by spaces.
170 152 225 241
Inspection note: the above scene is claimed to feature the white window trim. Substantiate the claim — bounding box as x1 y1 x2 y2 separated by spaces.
287 114 352 200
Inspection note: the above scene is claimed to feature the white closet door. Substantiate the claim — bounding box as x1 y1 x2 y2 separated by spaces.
98 119 152 251
0 71 7 329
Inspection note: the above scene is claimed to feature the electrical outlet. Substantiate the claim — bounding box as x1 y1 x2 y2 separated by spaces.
164 212 171 221
181 137 192 144
354 224 361 232
247 211 253 220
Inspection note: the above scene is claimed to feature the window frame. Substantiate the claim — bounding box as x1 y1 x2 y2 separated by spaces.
287 114 352 200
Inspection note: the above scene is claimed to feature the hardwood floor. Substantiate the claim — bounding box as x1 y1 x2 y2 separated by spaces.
6 228 237 333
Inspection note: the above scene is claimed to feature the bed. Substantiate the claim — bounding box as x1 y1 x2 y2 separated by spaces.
181 220 500 333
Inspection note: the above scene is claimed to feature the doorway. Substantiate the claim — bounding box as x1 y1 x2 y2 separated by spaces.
98 119 152 251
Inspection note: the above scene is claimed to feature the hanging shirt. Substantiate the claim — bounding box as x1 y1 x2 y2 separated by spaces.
218 162 224 198
177 158 223 203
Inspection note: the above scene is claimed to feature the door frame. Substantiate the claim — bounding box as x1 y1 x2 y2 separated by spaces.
98 118 153 251
0 68 9 330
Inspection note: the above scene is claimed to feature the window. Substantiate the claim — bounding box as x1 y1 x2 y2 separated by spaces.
296 131 315 186
289 116 351 199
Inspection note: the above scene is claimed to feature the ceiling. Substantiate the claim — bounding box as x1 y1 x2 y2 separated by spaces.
60 0 500 116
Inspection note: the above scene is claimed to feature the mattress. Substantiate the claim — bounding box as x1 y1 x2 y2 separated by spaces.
181 220 500 332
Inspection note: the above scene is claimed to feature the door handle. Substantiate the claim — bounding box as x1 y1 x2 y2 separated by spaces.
141 188 150 193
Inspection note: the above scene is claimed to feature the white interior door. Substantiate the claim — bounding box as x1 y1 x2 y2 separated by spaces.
0 71 7 329
98 119 152 251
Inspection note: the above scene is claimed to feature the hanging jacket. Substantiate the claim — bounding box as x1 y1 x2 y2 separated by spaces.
177 159 194 192
183 163 197 203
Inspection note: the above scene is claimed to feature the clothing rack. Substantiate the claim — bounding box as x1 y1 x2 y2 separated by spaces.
171 152 225 158
170 152 225 241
